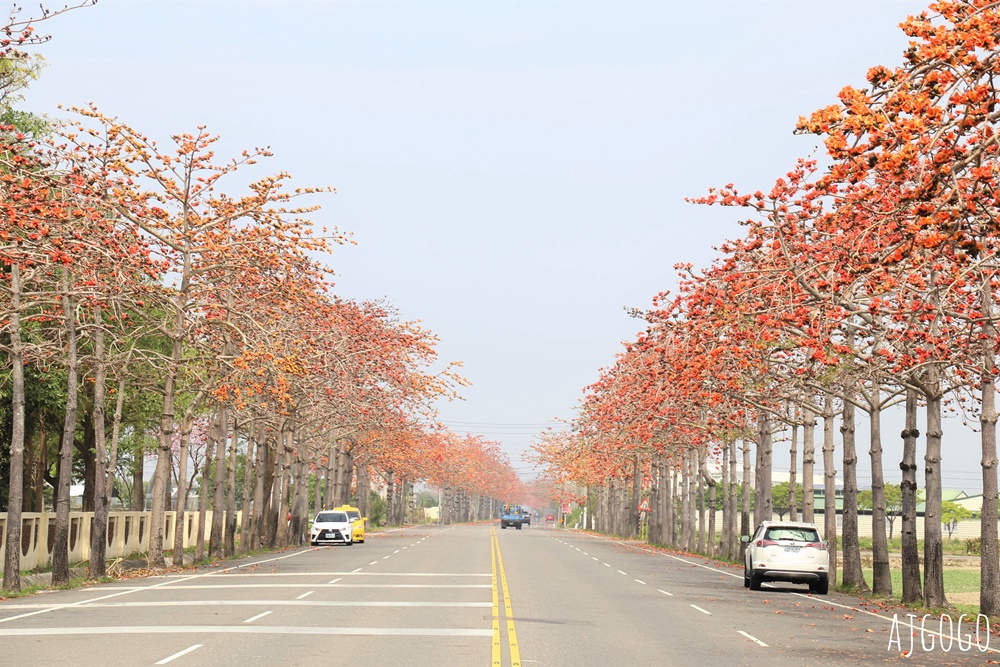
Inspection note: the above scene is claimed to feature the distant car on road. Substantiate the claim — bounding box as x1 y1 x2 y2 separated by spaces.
742 521 828 594
545 514 555 523
500 504 523 529
520 510 531 525
310 510 354 546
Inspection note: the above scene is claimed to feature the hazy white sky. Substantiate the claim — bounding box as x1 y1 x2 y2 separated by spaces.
24 0 987 489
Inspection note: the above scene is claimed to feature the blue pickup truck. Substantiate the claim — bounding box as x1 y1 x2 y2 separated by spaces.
500 504 523 530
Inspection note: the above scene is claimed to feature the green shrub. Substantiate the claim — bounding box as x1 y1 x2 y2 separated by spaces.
368 491 387 527
965 537 981 555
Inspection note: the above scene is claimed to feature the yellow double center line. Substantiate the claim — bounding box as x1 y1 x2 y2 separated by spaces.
490 526 521 667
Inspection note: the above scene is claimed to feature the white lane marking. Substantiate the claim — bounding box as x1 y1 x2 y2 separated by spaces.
738 630 768 647
296 591 314 600
244 611 272 623
634 579 646 585
592 557 599 561
617 570 627 575
125 583 493 589
582 552 589 556
603 563 611 568
394 550 400 554
3 600 494 609
658 590 674 597
382 556 391 560
575 548 580 551
369 561 379 565
0 626 496 637
184 572 491 578
0 547 312 625
328 578 342 584
690 605 711 615
155 644 203 665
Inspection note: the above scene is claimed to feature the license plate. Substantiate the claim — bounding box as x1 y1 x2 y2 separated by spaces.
784 546 801 553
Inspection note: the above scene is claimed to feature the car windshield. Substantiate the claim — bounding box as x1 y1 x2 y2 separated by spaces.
765 527 820 542
315 512 348 523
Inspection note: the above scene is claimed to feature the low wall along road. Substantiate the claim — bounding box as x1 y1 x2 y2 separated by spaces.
0 511 241 573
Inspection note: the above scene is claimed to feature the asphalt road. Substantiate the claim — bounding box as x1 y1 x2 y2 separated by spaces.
0 524 994 666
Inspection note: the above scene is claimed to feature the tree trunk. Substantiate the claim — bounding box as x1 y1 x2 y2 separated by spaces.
3 264 26 591
356 459 371 520
665 465 676 546
753 409 773 527
224 416 239 555
88 309 110 580
923 374 946 608
700 448 716 556
630 454 641 538
980 279 1000 616
238 426 257 554
740 439 751 557
801 405 816 523
822 394 837 589
789 409 798 522
149 331 181 567
840 396 869 592
681 454 692 550
171 409 197 565
107 378 127 508
51 273 80 587
209 407 228 555
900 388 922 604
728 439 739 560
194 436 212 562
868 384 892 596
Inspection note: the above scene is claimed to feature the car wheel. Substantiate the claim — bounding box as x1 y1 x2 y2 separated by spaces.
743 565 750 589
501 525 507 529
811 576 829 595
311 541 317 547
749 570 763 591
516 524 521 530
346 539 354 546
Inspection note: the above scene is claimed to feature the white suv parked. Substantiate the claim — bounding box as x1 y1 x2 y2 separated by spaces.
742 521 829 594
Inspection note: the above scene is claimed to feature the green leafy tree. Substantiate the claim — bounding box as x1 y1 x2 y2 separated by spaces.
771 482 791 520
941 501 973 539
859 483 904 539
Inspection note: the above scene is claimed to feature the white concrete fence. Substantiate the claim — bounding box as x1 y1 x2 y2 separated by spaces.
0 511 242 573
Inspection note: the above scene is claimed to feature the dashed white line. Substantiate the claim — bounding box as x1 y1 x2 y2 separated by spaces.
296 591 314 600
690 605 711 616
592 557 599 561
155 644 203 665
351 568 363 573
658 590 674 597
603 563 611 568
582 552 589 556
369 561 379 565
617 570 628 575
394 550 400 554
738 630 768 647
4 626 492 638
634 579 646 585
382 556 391 560
328 578 342 585
244 611 273 623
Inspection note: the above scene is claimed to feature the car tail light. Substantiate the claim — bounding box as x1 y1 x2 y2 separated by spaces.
807 541 827 550
758 539 780 547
